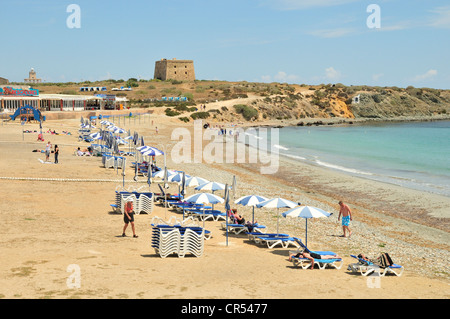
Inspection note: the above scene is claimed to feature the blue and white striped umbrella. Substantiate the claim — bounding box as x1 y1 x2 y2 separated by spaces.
256 197 297 209
89 132 102 140
137 145 164 156
282 206 332 247
113 127 126 134
183 192 224 205
185 176 209 187
195 181 227 192
169 172 191 183
235 195 268 207
257 197 298 234
142 147 164 156
152 169 177 179
116 137 128 145
235 195 268 223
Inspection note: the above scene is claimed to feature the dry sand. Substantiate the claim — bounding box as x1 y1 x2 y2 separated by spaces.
0 110 449 300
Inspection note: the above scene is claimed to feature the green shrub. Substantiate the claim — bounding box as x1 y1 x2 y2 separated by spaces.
190 112 210 120
233 104 258 121
165 108 181 117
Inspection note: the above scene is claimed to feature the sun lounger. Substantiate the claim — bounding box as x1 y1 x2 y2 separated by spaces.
254 235 299 249
189 209 227 222
348 255 404 276
247 232 288 241
221 223 267 235
289 238 343 270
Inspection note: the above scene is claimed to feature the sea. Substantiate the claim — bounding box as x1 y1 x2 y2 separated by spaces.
249 120 450 197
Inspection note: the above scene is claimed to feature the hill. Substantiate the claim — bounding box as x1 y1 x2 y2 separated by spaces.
14 79 450 124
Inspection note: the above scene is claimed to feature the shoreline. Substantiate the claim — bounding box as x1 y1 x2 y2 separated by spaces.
244 114 450 129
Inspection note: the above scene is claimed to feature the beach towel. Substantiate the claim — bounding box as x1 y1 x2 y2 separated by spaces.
38 159 54 164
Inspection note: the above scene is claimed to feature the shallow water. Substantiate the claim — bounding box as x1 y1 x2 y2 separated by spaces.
255 121 450 197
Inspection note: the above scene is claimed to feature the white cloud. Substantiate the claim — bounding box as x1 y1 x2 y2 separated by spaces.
325 67 341 81
308 27 357 38
372 73 384 81
412 69 438 82
274 71 300 83
429 6 450 29
261 75 272 82
262 0 358 10
261 71 299 83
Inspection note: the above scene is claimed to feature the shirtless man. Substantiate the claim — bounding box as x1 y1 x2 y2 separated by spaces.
338 200 352 238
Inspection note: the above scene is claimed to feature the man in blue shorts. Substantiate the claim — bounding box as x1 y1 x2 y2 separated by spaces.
338 201 352 238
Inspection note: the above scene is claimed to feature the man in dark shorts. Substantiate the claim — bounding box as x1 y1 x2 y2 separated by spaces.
122 199 138 238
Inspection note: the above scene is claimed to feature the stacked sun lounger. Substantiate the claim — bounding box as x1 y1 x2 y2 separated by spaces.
151 225 208 258
111 191 154 214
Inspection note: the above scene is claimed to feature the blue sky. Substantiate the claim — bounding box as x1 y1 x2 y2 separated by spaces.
1 0 449 89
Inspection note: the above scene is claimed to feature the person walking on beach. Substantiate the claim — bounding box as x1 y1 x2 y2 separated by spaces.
54 144 59 164
45 141 52 162
338 200 352 238
122 199 138 238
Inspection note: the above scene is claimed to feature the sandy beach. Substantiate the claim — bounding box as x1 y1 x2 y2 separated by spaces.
0 110 449 300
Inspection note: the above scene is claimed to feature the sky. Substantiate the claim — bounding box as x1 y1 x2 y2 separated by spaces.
1 0 449 89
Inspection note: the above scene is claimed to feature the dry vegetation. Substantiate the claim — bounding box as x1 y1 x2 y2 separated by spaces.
15 79 450 124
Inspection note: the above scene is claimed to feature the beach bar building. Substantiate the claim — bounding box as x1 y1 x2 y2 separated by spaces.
0 85 128 113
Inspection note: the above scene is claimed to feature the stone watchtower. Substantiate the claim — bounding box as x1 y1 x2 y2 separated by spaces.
154 58 195 82
25 68 42 83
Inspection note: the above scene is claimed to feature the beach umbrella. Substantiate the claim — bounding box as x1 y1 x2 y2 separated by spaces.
183 192 225 205
235 195 268 223
185 176 209 188
89 132 102 140
169 172 191 183
141 147 164 157
183 192 225 229
116 137 128 145
282 206 332 248
152 169 177 179
113 127 126 134
195 181 227 193
257 197 297 234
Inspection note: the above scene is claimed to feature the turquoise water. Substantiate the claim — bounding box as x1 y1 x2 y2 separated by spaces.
267 121 450 197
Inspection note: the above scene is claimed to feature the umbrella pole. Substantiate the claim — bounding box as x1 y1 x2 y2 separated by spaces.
305 219 308 248
277 208 279 234
226 211 229 246
252 206 254 224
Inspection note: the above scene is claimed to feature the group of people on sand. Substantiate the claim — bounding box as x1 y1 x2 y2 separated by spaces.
34 141 59 164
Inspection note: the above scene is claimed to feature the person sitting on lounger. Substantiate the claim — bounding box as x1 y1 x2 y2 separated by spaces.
231 208 246 225
289 250 341 270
